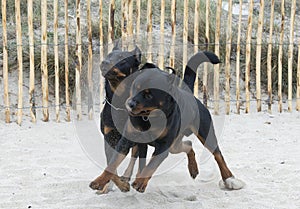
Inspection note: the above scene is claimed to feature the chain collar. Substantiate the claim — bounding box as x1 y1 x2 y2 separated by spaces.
103 98 127 112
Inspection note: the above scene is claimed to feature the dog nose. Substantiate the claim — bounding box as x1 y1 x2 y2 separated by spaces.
128 99 137 109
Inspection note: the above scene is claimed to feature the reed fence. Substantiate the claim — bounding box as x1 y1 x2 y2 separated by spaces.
1 0 299 124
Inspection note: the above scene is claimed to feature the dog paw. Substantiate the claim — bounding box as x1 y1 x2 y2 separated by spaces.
116 180 130 192
219 177 245 190
111 175 130 192
120 176 131 183
188 163 199 179
89 171 112 191
89 180 109 191
95 182 113 194
131 178 150 193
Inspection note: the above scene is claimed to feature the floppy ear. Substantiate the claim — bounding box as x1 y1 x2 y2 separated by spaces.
132 46 142 63
165 66 176 75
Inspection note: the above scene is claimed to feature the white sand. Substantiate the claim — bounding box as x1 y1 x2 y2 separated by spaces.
1 110 299 209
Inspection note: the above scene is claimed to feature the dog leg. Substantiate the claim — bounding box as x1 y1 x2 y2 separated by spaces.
132 150 169 193
187 149 199 179
137 144 148 177
170 140 199 179
121 145 139 182
194 132 244 190
90 152 130 192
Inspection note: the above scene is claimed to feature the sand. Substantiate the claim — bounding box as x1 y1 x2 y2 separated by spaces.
1 109 299 209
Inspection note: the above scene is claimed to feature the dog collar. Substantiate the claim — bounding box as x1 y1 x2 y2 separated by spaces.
103 98 127 112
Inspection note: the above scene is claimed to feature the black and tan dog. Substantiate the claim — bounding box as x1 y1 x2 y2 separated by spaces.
89 51 244 193
95 45 148 192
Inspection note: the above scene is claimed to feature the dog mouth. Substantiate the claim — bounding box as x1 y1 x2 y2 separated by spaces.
128 109 152 116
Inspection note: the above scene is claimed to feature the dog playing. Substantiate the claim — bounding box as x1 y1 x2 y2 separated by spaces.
93 45 147 193
89 51 244 193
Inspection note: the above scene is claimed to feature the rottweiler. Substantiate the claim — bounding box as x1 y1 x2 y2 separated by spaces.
93 45 147 192
89 51 243 193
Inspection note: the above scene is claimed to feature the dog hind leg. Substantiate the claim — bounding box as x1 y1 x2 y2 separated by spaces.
193 108 245 189
170 139 199 179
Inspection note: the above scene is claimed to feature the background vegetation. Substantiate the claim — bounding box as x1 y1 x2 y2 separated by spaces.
0 0 298 102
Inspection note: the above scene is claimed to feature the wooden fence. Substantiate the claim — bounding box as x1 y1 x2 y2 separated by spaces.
1 0 300 124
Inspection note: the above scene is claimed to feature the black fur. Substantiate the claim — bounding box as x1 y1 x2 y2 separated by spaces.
99 46 148 183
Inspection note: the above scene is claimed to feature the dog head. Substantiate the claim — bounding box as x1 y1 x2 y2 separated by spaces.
126 68 177 116
101 46 142 89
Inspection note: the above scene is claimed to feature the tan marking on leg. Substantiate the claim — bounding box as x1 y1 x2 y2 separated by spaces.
121 146 139 182
213 152 233 180
187 149 199 179
194 132 233 180
104 126 113 135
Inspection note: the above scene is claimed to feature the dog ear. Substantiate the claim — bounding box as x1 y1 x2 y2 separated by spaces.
165 67 176 75
132 46 142 63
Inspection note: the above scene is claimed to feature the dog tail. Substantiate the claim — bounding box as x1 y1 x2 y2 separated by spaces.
183 51 220 93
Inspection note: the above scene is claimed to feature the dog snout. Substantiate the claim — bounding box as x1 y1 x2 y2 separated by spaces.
100 60 112 71
128 99 137 109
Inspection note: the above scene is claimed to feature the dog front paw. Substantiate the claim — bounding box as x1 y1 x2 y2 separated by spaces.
89 171 113 191
89 180 109 191
111 175 130 192
132 177 150 193
219 177 245 190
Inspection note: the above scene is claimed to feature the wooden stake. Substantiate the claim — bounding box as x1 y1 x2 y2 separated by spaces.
65 0 70 121
41 0 49 121
87 0 93 120
245 0 254 114
127 0 134 50
193 0 200 96
128 0 133 37
158 0 165 69
54 0 60 122
255 0 264 112
15 0 23 125
236 0 242 114
214 0 222 115
169 0 176 68
28 0 36 123
2 0 10 123
99 0 105 111
267 0 275 113
288 0 296 112
136 0 141 43
278 0 285 113
147 0 153 62
108 0 115 53
121 0 128 48
225 0 232 114
76 0 82 120
182 0 189 77
203 0 210 107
